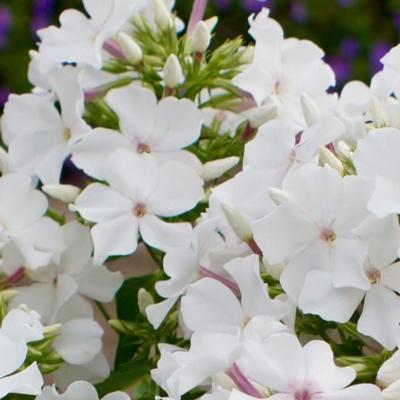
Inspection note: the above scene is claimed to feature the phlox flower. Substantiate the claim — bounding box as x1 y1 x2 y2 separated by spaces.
72 83 203 180
73 149 204 264
233 333 381 400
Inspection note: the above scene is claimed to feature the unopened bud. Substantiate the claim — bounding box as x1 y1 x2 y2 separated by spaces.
115 33 143 65
212 372 235 390
268 188 293 206
371 97 389 128
246 104 278 128
221 203 252 243
240 46 255 65
138 288 154 315
378 350 400 388
43 323 62 336
42 184 81 203
204 16 218 32
202 156 239 181
336 140 353 160
190 21 211 53
0 289 17 302
319 146 344 176
265 261 285 280
153 0 172 31
301 93 320 126
163 54 184 88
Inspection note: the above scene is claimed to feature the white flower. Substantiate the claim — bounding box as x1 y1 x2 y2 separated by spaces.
252 164 374 322
36 380 130 400
233 9 334 127
146 219 226 328
10 222 123 323
36 0 146 72
72 83 203 180
2 67 90 184
354 128 400 218
180 254 288 334
234 333 381 400
73 149 204 264
0 173 63 273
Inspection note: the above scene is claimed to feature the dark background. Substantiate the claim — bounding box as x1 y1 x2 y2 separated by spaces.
0 0 399 104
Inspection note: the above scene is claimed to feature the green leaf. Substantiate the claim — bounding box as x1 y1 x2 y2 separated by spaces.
96 359 152 397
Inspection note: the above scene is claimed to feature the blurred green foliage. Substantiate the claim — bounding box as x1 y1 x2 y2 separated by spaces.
0 0 399 102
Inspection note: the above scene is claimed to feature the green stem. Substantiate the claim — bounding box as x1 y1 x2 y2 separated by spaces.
95 301 111 321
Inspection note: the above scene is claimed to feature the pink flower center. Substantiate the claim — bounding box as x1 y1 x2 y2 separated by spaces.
137 143 151 154
294 389 312 400
320 228 336 243
367 268 381 284
133 203 147 218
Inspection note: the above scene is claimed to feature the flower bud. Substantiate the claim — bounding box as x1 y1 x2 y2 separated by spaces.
319 146 344 176
115 33 142 65
336 140 353 160
268 188 293 206
138 288 154 315
378 350 400 388
204 16 218 32
240 46 255 65
246 104 278 128
43 323 62 336
153 0 172 31
221 203 252 243
301 92 320 126
371 97 389 128
190 21 211 53
0 289 17 302
42 184 81 203
163 54 184 88
202 156 239 181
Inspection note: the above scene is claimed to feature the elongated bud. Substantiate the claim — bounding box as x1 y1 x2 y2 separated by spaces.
42 184 81 203
269 188 293 206
190 21 211 53
336 140 353 159
115 33 142 65
43 323 62 336
202 156 239 181
163 54 184 88
301 92 320 126
153 0 172 31
371 97 389 128
138 288 154 315
221 203 252 243
212 372 235 390
0 289 17 301
204 16 218 32
319 146 344 176
240 46 255 64
246 104 278 128
378 350 400 388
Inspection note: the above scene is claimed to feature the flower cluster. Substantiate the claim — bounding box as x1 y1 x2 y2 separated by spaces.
2 1 400 400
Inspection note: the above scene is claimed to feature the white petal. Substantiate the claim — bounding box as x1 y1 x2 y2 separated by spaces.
0 362 43 397
146 297 179 329
58 380 98 400
74 183 133 223
0 332 28 377
318 384 382 400
147 162 204 217
53 319 103 364
139 215 192 251
358 285 400 350
91 214 139 264
180 278 244 332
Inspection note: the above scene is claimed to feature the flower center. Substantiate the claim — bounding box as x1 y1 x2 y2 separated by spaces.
367 268 381 284
294 389 312 400
137 143 151 154
133 203 147 218
63 128 72 141
274 80 282 95
320 228 336 244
